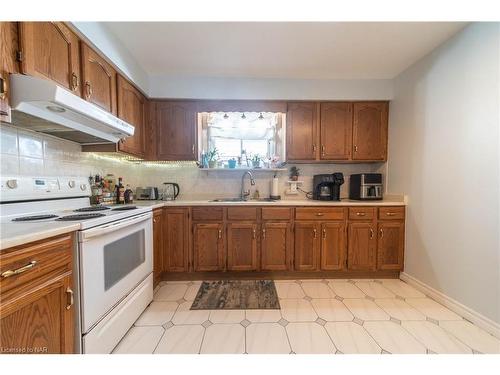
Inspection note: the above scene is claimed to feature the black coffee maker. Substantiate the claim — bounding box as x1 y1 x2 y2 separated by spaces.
312 173 344 201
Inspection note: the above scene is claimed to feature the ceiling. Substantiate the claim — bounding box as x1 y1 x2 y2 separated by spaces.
103 22 467 80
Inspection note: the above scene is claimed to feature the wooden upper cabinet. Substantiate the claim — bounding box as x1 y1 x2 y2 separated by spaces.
163 208 189 272
193 223 225 272
81 43 117 115
377 221 405 270
117 75 146 158
294 222 320 271
155 101 197 161
261 222 292 271
320 222 346 271
352 102 388 161
286 102 318 161
1 22 20 123
18 22 81 95
347 222 377 271
320 102 353 160
227 223 258 271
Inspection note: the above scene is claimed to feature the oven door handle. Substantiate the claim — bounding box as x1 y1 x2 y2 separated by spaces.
79 212 152 241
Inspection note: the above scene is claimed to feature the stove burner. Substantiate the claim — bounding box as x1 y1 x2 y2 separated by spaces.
12 214 59 221
57 213 106 221
111 206 138 211
74 206 111 212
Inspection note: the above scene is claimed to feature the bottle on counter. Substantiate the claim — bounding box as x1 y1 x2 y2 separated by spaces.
124 184 134 204
115 177 125 204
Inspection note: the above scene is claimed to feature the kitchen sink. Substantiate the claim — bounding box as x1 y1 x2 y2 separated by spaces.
209 198 277 202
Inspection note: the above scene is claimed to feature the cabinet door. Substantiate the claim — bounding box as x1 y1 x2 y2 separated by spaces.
1 22 20 123
377 221 405 270
227 223 258 271
193 223 225 272
0 273 74 354
347 222 377 271
163 208 189 272
352 102 388 161
156 101 197 161
117 75 146 158
320 102 352 160
286 102 318 160
19 22 80 95
294 222 320 271
321 222 346 271
261 222 292 271
152 209 163 287
81 43 117 114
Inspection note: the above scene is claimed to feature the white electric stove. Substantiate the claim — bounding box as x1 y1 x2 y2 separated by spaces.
1 176 154 354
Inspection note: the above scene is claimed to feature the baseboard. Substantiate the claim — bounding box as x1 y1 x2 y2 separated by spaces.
400 272 500 339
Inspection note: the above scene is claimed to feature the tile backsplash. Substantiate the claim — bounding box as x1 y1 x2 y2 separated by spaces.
0 124 383 200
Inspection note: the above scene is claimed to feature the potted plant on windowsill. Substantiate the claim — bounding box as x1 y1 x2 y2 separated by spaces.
289 166 300 181
207 148 219 168
251 154 262 168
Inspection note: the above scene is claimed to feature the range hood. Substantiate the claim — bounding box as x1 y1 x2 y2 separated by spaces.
9 74 134 144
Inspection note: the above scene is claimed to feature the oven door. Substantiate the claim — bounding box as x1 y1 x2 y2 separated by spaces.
78 212 153 333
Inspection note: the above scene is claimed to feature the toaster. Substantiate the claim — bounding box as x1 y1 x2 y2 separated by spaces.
136 187 159 200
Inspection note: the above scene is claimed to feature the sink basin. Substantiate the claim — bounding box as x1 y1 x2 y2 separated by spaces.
209 198 277 203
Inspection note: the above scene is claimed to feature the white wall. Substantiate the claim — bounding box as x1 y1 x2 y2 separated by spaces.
387 23 500 323
149 75 393 100
71 22 150 94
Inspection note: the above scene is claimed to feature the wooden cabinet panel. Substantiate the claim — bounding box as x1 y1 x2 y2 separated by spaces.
378 206 405 220
163 208 189 272
261 207 292 221
295 207 345 221
155 101 197 161
1 22 20 123
294 222 320 271
320 102 352 160
348 207 376 221
153 209 163 287
81 43 117 114
352 102 388 161
227 207 258 221
286 102 318 160
347 222 377 271
193 223 225 272
117 75 146 158
18 22 81 96
192 207 223 221
377 221 405 270
227 223 258 271
321 222 346 271
261 222 292 271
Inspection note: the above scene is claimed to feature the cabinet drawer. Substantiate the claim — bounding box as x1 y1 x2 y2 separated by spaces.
227 207 258 221
262 207 292 220
192 207 223 221
0 233 73 294
348 207 376 220
379 206 405 220
295 207 345 220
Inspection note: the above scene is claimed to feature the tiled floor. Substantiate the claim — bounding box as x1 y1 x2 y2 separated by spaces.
112 279 500 354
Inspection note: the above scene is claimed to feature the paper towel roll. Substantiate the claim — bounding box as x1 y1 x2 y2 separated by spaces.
271 176 279 197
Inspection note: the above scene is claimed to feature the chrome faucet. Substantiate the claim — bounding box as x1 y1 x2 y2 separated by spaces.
240 171 256 200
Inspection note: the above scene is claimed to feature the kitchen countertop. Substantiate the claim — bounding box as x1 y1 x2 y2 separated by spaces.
0 221 80 251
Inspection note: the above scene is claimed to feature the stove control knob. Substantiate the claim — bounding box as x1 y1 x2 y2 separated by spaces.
6 179 18 189
68 180 76 188
80 183 87 191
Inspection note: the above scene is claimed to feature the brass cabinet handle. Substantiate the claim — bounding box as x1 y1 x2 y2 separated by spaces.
354 145 358 152
252 228 256 239
153 217 158 223
218 229 222 239
322 228 326 239
262 228 266 239
313 228 317 239
192 144 195 154
370 228 374 239
379 228 384 238
321 145 325 155
85 81 93 98
312 144 317 153
386 212 396 216
66 287 74 310
356 212 366 216
71 73 79 91
316 212 324 216
1 260 37 278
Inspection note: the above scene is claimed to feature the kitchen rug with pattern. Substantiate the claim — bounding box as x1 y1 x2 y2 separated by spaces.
190 280 280 310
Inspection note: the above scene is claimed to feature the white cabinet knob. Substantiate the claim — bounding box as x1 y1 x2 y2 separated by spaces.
6 179 18 189
68 180 76 188
80 184 87 191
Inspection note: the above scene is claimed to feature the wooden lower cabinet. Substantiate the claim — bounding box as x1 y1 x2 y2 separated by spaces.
0 234 75 354
261 222 292 271
227 223 258 271
377 221 405 270
294 222 320 271
347 222 377 271
163 208 189 272
152 209 163 287
320 222 346 271
193 223 225 272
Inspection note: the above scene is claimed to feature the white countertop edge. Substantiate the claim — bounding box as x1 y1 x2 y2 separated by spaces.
1 223 80 251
